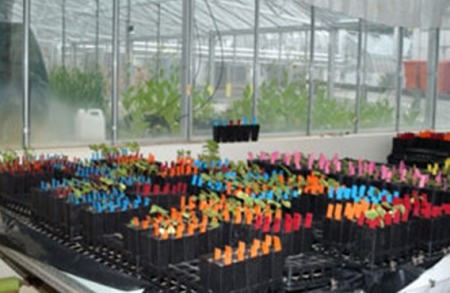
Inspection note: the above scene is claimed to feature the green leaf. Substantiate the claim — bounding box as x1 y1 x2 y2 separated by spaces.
209 221 220 229
282 201 291 209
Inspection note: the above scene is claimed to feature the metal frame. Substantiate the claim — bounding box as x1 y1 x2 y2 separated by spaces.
306 6 315 135
111 0 120 145
252 0 260 119
180 0 195 141
354 19 364 133
427 28 440 129
395 27 404 132
23 0 30 148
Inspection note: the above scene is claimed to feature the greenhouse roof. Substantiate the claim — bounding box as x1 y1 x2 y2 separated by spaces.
4 0 359 44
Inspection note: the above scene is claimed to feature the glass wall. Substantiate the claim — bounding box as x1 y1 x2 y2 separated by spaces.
30 0 111 147
0 0 23 147
2 1 449 149
118 0 183 141
436 28 450 130
311 11 358 134
400 28 430 130
359 22 396 132
192 0 255 136
258 1 310 134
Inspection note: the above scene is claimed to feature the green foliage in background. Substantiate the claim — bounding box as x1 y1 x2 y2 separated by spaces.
48 67 106 110
229 77 396 132
122 68 215 136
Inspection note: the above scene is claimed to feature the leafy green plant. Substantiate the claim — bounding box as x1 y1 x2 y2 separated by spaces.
199 139 220 164
122 68 216 136
359 93 395 129
48 67 106 110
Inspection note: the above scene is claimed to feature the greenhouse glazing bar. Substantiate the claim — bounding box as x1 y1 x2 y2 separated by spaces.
252 0 260 120
307 6 315 135
395 27 404 132
111 0 120 145
180 0 194 141
354 19 364 134
23 0 30 148
427 29 440 130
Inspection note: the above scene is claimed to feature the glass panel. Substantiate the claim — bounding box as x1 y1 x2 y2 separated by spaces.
311 13 358 134
30 0 111 147
192 0 255 136
400 28 429 130
119 0 183 141
0 0 23 147
436 29 450 130
258 1 310 134
359 22 396 132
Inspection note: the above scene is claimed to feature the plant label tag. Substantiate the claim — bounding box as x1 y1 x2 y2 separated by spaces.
284 152 291 166
293 151 301 170
260 151 267 161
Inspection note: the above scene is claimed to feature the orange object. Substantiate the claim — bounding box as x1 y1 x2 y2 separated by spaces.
141 220 149 230
273 236 282 252
222 207 230 222
326 204 334 219
180 196 186 212
224 246 232 265
176 223 185 239
186 164 192 175
275 209 282 220
187 224 195 236
162 229 169 240
235 206 242 224
132 217 139 226
262 242 270 255
334 203 343 221
214 248 222 261
265 235 273 247
171 208 178 221
250 246 258 258
153 222 160 237
345 203 355 220
245 210 253 225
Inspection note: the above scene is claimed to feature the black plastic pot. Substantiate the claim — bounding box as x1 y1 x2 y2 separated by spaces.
251 125 260 141
150 236 170 267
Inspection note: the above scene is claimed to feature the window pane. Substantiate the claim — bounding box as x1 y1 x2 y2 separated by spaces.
359 23 396 132
400 28 430 130
258 1 310 134
436 29 450 130
30 0 111 147
312 11 358 134
119 0 183 141
192 0 255 136
0 0 23 147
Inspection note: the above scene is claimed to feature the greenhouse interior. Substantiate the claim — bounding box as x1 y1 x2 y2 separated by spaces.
0 0 450 292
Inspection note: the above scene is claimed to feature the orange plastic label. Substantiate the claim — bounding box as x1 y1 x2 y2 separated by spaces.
273 236 282 252
214 248 221 261
334 203 343 221
262 243 270 255
326 204 334 219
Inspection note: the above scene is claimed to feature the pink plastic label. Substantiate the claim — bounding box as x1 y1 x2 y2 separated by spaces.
248 151 254 161
260 151 267 161
284 152 291 165
348 161 355 176
270 151 279 164
324 160 331 174
293 151 301 170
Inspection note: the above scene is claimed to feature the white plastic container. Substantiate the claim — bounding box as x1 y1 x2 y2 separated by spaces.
75 109 106 141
